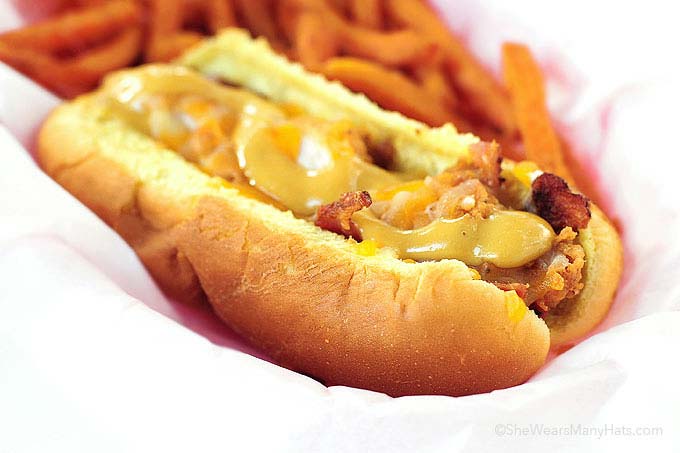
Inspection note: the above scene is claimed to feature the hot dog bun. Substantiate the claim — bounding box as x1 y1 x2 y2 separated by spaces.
178 30 623 348
37 32 622 396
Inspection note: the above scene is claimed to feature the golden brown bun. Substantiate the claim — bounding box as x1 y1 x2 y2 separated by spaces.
37 60 621 395
178 30 624 348
38 84 551 396
177 197 551 396
177 29 478 176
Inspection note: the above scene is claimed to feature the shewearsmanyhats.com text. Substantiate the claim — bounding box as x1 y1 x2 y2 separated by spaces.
494 423 663 438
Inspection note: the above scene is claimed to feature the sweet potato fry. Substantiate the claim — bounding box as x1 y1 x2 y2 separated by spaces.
145 0 203 62
0 23 142 97
0 0 141 54
338 26 438 68
66 26 142 84
321 57 457 127
145 0 182 59
294 12 339 70
276 1 300 44
288 0 436 67
284 0 342 16
72 0 108 6
350 0 383 29
325 0 349 14
502 43 572 182
152 32 204 62
0 41 92 97
207 0 237 33
182 0 237 33
412 63 458 111
234 0 282 46
385 0 515 135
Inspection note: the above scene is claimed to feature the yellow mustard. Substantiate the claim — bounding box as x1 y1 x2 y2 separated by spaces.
352 210 554 268
107 67 556 270
238 121 401 216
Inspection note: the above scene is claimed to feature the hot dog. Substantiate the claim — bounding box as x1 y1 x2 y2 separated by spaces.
37 30 622 396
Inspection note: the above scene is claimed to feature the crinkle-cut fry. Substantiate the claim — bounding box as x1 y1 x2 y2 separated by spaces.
502 42 572 182
66 26 142 84
294 12 339 70
350 0 383 29
234 0 282 46
321 57 456 127
0 0 141 54
0 41 92 97
207 0 237 33
385 0 515 135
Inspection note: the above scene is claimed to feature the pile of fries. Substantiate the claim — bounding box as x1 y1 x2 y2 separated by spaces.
0 0 576 183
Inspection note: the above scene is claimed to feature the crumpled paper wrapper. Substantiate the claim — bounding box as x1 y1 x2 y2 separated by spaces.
1 0 679 451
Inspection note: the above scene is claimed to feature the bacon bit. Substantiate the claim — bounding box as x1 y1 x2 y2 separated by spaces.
315 191 372 239
439 140 502 189
532 173 590 232
425 179 498 222
469 141 502 188
530 241 586 313
494 281 529 299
